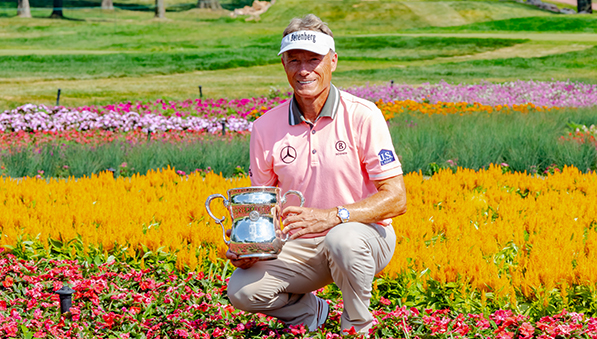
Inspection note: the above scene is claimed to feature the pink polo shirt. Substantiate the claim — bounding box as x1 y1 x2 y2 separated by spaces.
249 86 402 237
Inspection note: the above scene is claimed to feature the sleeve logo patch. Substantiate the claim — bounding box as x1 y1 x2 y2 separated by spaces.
378 149 396 166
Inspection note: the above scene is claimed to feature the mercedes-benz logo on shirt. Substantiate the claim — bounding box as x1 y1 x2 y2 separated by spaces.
280 146 297 164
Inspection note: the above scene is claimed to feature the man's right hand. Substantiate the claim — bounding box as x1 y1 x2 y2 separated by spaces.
225 229 259 269
225 248 259 269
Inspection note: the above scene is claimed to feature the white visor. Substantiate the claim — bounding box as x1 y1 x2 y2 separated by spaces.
278 30 335 56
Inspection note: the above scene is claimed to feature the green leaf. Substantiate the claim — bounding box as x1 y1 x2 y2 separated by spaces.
94 254 102 266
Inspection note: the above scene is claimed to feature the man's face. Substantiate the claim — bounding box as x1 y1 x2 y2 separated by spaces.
281 49 338 100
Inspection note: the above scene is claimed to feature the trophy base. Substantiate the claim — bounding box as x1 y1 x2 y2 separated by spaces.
237 253 278 260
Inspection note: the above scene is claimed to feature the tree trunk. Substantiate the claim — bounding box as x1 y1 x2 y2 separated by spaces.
155 0 165 18
17 0 32 18
577 0 593 13
50 0 64 18
197 0 221 10
101 0 114 10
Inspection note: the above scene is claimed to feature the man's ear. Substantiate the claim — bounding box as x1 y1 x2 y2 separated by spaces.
330 52 338 72
280 54 286 68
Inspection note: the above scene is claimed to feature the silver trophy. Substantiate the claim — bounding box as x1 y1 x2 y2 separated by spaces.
205 186 305 260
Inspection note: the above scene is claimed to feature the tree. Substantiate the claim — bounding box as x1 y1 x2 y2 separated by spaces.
155 0 165 18
197 0 221 10
101 0 114 10
49 0 63 18
17 0 32 17
577 0 593 13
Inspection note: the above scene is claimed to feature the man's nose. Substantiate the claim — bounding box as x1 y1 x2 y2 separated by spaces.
299 61 313 73
298 61 313 74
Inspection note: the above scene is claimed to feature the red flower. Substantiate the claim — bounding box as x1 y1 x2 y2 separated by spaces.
343 326 358 335
289 324 306 335
3 276 14 288
139 279 156 290
102 312 118 329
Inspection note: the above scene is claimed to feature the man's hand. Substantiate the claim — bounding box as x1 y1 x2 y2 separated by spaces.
225 248 259 269
225 229 259 269
282 206 338 240
280 175 407 240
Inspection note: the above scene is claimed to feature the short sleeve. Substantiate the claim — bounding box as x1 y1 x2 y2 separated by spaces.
359 106 403 181
249 125 278 187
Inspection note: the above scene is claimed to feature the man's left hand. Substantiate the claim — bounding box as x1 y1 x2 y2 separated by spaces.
281 206 338 240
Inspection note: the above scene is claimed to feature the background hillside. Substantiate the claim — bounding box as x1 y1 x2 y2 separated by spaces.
0 0 595 108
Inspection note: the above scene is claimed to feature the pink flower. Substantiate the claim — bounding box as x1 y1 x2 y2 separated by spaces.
379 296 391 306
212 327 225 337
289 324 307 335
174 329 189 337
519 322 535 339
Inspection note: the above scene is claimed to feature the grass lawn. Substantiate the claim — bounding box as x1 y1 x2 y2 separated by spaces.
0 0 596 108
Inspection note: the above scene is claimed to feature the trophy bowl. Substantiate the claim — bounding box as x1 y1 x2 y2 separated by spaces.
205 186 304 260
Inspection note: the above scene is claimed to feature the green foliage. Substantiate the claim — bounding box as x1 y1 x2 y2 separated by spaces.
391 107 597 175
0 135 251 178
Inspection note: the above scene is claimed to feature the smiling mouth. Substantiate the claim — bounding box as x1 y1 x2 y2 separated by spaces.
298 80 315 84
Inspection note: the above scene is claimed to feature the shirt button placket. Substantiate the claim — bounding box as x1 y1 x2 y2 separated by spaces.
310 127 318 166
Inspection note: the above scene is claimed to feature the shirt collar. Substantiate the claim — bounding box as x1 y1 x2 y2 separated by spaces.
288 84 340 126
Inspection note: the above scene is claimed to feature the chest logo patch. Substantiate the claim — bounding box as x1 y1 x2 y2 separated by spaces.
280 146 297 164
378 149 396 166
335 141 347 152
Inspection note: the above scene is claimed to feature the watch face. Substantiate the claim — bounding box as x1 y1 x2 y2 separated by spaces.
339 208 349 220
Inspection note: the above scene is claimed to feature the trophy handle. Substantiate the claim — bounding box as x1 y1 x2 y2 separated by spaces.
281 190 305 207
205 194 231 245
280 190 304 243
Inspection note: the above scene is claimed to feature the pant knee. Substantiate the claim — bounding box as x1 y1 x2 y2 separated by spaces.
325 228 370 268
227 272 257 312
227 270 278 312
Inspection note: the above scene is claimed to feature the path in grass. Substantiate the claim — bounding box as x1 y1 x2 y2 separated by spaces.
362 32 597 42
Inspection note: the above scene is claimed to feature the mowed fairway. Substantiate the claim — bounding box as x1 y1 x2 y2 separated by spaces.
0 0 596 108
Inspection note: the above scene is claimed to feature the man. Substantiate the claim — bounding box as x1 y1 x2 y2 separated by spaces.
226 14 407 335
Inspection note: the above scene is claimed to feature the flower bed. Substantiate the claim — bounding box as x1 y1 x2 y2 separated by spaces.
1 166 597 324
1 81 595 135
0 129 219 151
345 80 597 108
3 248 597 338
0 104 255 134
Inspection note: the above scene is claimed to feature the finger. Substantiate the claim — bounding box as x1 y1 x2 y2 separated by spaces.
282 206 304 218
236 258 258 269
282 222 306 234
226 249 239 260
288 228 305 240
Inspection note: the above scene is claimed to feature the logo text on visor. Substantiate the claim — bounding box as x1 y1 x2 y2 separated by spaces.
290 32 317 44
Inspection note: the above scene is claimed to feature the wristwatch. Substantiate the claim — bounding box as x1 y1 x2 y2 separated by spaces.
336 206 350 223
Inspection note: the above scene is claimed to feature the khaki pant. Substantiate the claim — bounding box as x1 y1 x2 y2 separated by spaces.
227 222 396 333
